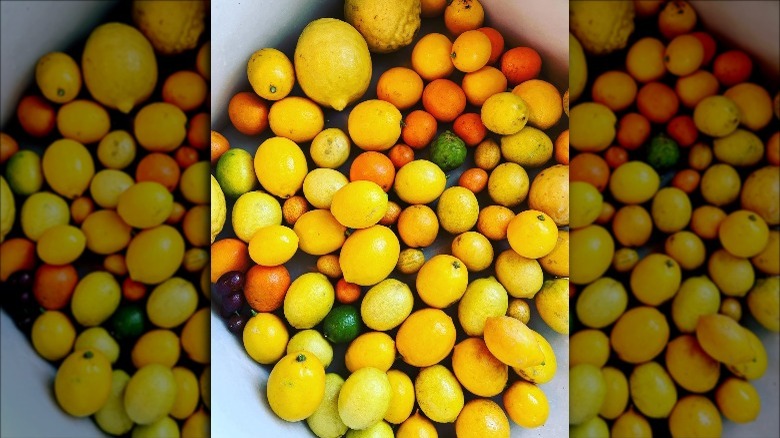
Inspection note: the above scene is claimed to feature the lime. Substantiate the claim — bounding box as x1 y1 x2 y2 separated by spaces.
109 304 146 341
215 148 257 198
430 130 467 171
647 134 680 171
322 305 362 344
5 150 43 195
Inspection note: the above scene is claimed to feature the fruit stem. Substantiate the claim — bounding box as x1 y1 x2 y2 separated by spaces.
296 353 306 362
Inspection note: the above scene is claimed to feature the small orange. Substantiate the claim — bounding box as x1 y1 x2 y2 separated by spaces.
461 66 508 106
421 0 447 17
70 196 94 225
713 50 753 87
691 31 717 65
122 277 147 302
244 264 291 312
17 95 56 137
591 70 637 112
477 205 515 241
411 33 454 81
612 205 653 247
666 115 698 147
401 110 438 150
210 238 251 282
672 169 701 194
33 264 78 310
183 205 210 247
228 91 269 136
210 130 230 164
570 152 610 192
316 254 342 279
0 238 36 281
162 70 208 112
616 112 651 151
0 132 19 164
396 308 456 367
690 205 727 240
658 0 698 39
554 130 569 165
166 202 187 225
376 67 424 111
422 79 467 123
444 0 485 36
388 144 415 169
458 168 489 194
477 27 505 64
596 201 616 225
103 253 127 277
451 30 492 73
380 200 402 226
688 142 713 171
350 151 396 192
767 131 779 166
604 146 629 170
187 112 210 150
282 195 309 225
636 82 679 124
634 0 664 17
500 47 542 87
175 146 199 169
397 205 439 248
336 278 362 304
474 138 501 170
135 152 180 192
453 113 486 147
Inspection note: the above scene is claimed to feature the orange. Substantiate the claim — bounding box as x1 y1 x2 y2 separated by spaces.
671 169 701 194
196 42 210 79
376 67 423 111
451 337 508 397
182 205 210 247
766 131 779 166
637 82 679 124
500 46 541 86
0 132 18 164
452 113 486 147
477 205 515 241
591 71 637 112
350 151 396 192
210 238 251 282
166 202 186 225
33 264 78 310
570 152 610 192
17 95 56 137
474 138 501 170
688 142 713 171
162 70 207 112
175 146 199 169
0 238 36 281
380 200 402 226
135 152 180 192
388 144 415 169
228 91 269 136
612 205 653 247
421 0 447 17
444 0 485 36
675 70 719 108
422 79 466 123
617 112 651 151
634 0 664 17
315 254 342 279
555 130 569 165
690 205 727 240
70 197 94 225
604 146 629 169
336 278 362 304
666 115 698 147
458 168 488 194
691 31 717 65
411 33 454 81
401 110 438 150
397 205 439 248
477 27 505 64
282 196 309 225
461 66 508 106
396 308 456 367
658 0 697 39
451 30 492 73
187 112 210 150
626 37 666 83
664 34 704 76
507 210 558 259
244 265 291 312
122 277 147 302
210 130 230 164
713 50 753 87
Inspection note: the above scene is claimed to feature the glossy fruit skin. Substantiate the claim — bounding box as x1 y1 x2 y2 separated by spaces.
267 352 326 422
55 349 112 417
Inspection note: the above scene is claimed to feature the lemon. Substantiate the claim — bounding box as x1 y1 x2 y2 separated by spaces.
569 102 616 152
307 374 349 438
696 313 755 365
295 18 372 111
89 169 134 209
231 190 282 242
284 272 335 329
131 329 180 368
126 225 185 284
170 367 199 420
503 380 550 428
487 162 529 207
570 181 602 229
458 277 509 337
132 0 205 55
480 92 529 135
146 277 198 328
397 411 437 438
436 187 478 234
569 363 607 425
55 349 113 418
570 329 610 368
348 99 402 151
117 181 174 229
243 313 289 365
669 395 723 438
451 231 494 271
501 126 554 167
254 136 308 199
42 138 94 199
36 224 86 265
611 409 652 437
747 276 780 332
71 271 121 327
287 330 334 368
361 279 414 331
344 0 421 53
345 332 396 372
4 149 43 196
132 417 179 437
97 130 136 170
210 175 226 243
611 306 669 364
570 0 634 55
247 47 295 101
95 370 133 435
575 277 628 329
82 22 157 113
56 99 110 144
248 224 299 266
124 364 177 425
609 161 660 205
455 399 510 438
269 96 325 143
75 327 120 365
310 128 352 169
693 95 741 138
0 176 14 242
294 209 347 256
415 365 464 423
338 367 393 430
384 370 415 424
182 409 209 437
303 168 349 210
32 311 76 361
35 51 81 104
570 417 609 438
515 331 557 384
713 129 765 167
451 338 508 397
569 34 588 102
629 361 677 419
339 225 400 286
726 328 768 380
331 180 389 229
393 160 446 204
215 148 257 198
81 210 132 254
346 421 394 438
134 102 187 152
20 191 69 241
396 248 425 274
665 335 720 393
494 248 543 299
416 254 469 308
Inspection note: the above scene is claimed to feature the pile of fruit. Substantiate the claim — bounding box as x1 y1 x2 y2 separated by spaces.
0 1 210 436
210 0 569 436
569 0 779 436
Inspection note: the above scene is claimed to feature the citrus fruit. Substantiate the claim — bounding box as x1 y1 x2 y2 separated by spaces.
396 308 456 367
243 312 289 365
338 367 392 430
254 136 308 199
55 349 112 417
283 272 334 330
339 225 400 286
247 47 295 101
415 364 464 423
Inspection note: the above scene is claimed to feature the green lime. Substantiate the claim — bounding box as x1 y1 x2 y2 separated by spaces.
108 304 146 341
5 150 43 196
322 305 361 344
647 134 680 171
215 148 257 198
430 130 467 172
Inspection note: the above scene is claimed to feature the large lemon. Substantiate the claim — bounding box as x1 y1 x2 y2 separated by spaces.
126 224 185 284
0 176 14 243
294 18 372 111
570 0 635 55
254 137 307 199
132 0 206 55
82 22 157 113
339 225 400 286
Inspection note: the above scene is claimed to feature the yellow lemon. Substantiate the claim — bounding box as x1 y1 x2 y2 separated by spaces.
671 275 721 333
701 163 741 207
599 366 629 420
707 248 755 297
726 328 768 380
131 329 180 368
569 102 616 152
32 310 76 361
396 308 456 368
713 129 765 167
629 362 678 419
500 126 554 168
331 180 389 229
480 92 529 135
416 254 469 309
71 271 121 327
696 313 755 365
457 276 509 337
269 96 325 143
494 248 543 299
348 99 402 151
131 0 205 55
287 330 334 369
534 278 570 334
146 277 198 329
669 395 722 438
89 169 134 209
179 161 209 204
724 82 773 131
611 306 669 364
570 329 610 368
248 224 298 266
307 374 349 438
36 224 86 265
74 327 119 364
310 128 351 168
180 308 209 364
339 225 400 286
211 175 226 243
716 378 761 424
665 334 720 393
514 330 557 384
570 224 614 285
436 186 478 235
503 380 550 428
508 209 558 259
570 181 602 229
384 369 415 424
126 224 185 284
455 399 510 438
741 165 779 226
397 411 437 438
487 162 529 208
569 363 607 425
97 130 136 170
267 351 326 421
415 365 464 424
35 52 81 104
55 349 112 417
611 409 652 437
81 210 132 254
302 168 348 210
718 209 770 258
284 272 335 329
344 0 421 53
575 277 628 329
451 231 493 271
651 187 692 233
170 367 199 420
254 136 308 199
451 337 508 397
231 190 282 242
630 253 682 306
247 47 295 101
293 209 347 256
94 370 133 435
338 367 393 430
483 316 543 369
747 276 780 332
693 95 741 138
117 181 174 229
124 364 178 425
569 0 634 55
133 102 187 152
56 99 110 144
345 331 396 372
243 312 289 365
361 278 414 331
393 159 446 204
511 79 563 130
42 138 94 199
609 161 660 205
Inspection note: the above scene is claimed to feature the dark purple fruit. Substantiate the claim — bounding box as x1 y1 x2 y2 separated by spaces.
227 313 249 334
215 271 245 298
221 292 245 318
